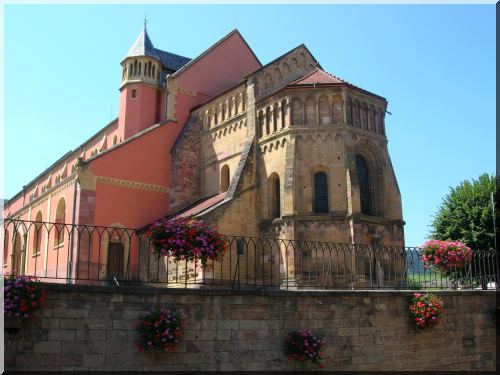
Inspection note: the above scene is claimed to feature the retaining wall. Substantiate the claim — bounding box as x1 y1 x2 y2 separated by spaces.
3 284 497 371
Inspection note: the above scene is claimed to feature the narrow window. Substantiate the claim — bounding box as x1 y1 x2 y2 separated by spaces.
356 155 371 215
220 165 230 192
113 135 118 146
131 89 137 99
268 173 281 219
314 172 329 213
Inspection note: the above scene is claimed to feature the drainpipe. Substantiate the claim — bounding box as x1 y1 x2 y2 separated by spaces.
66 178 78 283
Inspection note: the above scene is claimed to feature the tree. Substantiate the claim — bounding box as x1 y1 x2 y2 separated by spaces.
429 173 497 288
429 173 496 251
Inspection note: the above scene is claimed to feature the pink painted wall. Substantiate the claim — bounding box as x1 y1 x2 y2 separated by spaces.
118 84 159 141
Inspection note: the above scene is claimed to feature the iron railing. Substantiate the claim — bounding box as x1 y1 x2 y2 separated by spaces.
1 219 498 290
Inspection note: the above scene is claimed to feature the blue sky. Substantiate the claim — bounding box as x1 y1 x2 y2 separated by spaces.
3 4 496 246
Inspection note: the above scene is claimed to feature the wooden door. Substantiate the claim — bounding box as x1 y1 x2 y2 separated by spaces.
107 242 124 280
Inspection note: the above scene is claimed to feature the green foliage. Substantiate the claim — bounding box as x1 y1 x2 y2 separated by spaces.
429 173 496 252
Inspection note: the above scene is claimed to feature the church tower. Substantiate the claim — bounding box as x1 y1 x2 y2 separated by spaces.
118 22 163 140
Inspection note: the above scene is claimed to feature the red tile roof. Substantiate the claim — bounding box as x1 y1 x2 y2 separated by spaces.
289 68 346 86
170 192 226 219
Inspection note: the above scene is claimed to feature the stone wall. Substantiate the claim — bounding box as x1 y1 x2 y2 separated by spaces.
4 284 496 371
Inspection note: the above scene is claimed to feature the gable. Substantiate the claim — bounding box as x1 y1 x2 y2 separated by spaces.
249 44 319 100
172 30 262 97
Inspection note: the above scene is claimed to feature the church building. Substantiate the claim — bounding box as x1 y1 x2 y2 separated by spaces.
3 26 404 281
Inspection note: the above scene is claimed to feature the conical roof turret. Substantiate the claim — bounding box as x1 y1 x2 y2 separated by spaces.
123 23 160 62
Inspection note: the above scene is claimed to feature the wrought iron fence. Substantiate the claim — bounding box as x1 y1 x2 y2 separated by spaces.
1 219 498 290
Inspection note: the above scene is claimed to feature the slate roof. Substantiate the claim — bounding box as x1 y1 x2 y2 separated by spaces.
124 25 160 61
154 48 192 72
124 26 191 72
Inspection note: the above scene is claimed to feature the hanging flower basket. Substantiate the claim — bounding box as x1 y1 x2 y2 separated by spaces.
420 240 473 276
147 218 227 268
408 292 444 329
135 306 186 353
284 329 326 367
4 275 46 321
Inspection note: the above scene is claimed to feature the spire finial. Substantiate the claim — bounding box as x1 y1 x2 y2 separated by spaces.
144 14 147 30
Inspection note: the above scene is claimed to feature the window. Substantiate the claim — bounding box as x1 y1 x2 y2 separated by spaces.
113 135 118 146
314 172 329 213
220 165 230 192
131 89 137 99
32 211 43 255
356 154 371 215
268 173 281 219
54 198 66 248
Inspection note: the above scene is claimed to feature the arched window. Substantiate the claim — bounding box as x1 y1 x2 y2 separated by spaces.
356 155 371 215
133 60 138 76
3 229 9 267
268 173 281 219
152 65 156 78
314 172 329 213
33 211 43 255
305 98 315 125
138 62 142 76
221 104 226 121
291 98 302 125
54 198 66 247
220 165 230 192
319 96 330 124
128 63 133 78
113 135 118 146
213 109 218 126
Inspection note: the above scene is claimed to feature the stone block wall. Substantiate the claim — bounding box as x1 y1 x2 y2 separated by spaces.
4 284 496 371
